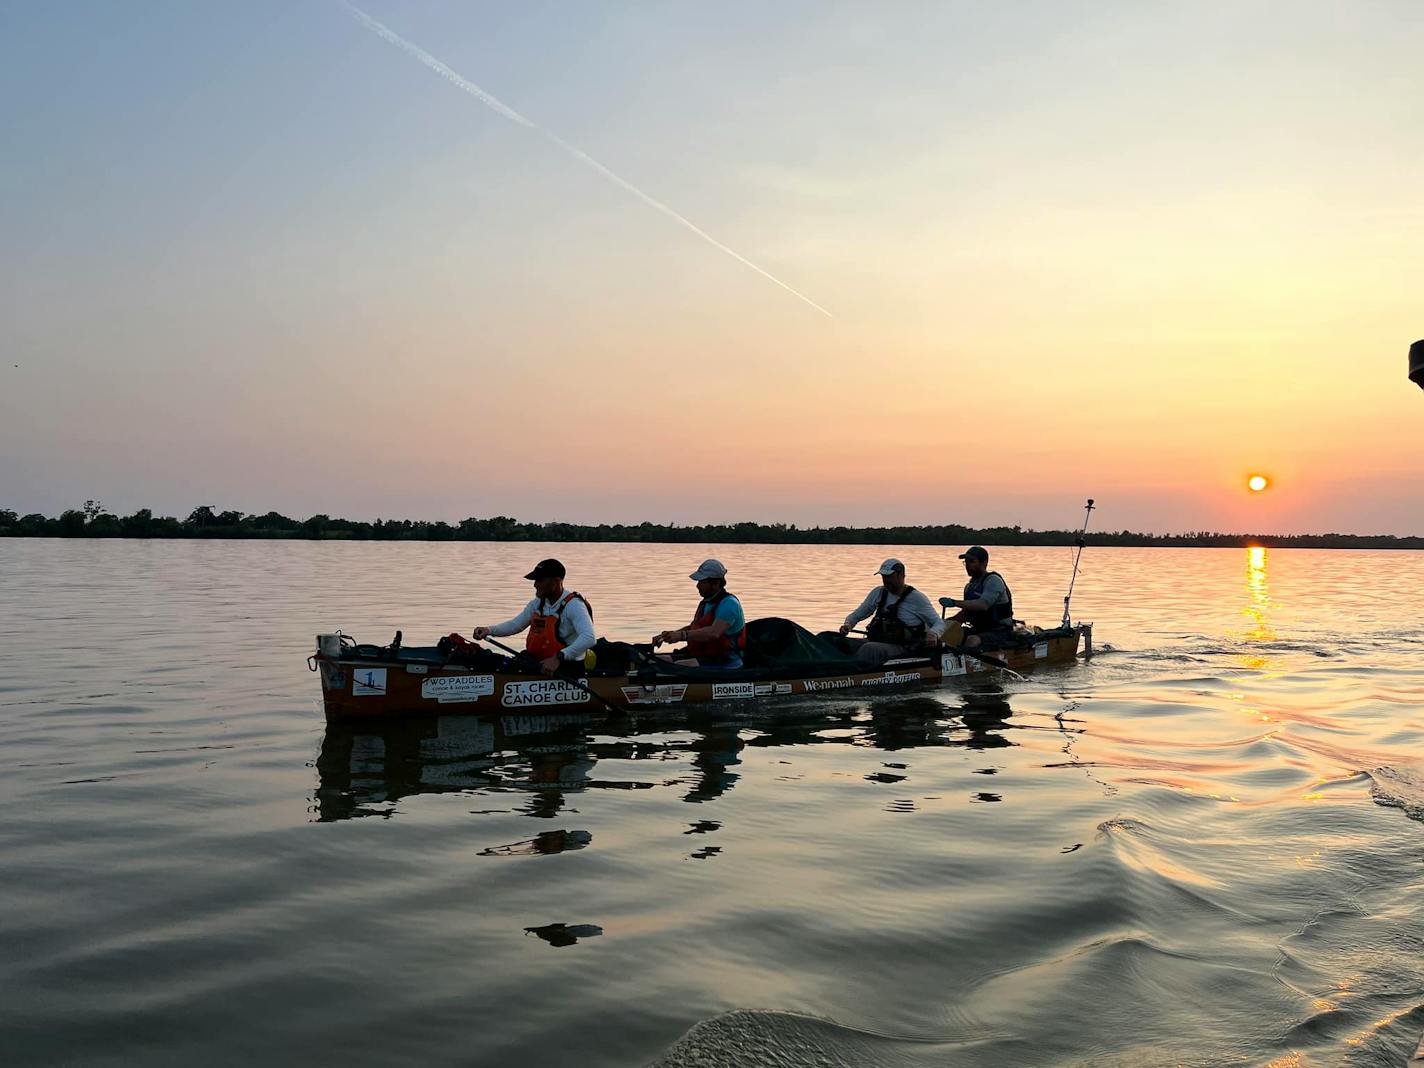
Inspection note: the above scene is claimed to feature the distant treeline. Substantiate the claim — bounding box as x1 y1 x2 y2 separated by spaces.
1 502 1420 549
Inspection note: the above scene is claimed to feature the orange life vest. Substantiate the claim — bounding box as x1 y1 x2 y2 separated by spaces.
685 590 746 661
526 591 592 659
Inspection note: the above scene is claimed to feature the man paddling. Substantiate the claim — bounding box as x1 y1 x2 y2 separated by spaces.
839 558 945 666
472 559 596 676
651 559 746 669
941 546 1014 649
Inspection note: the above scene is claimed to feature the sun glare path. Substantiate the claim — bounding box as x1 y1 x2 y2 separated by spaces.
1248 475 1270 493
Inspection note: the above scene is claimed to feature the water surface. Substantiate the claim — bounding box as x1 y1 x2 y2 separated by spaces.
2 541 1422 1066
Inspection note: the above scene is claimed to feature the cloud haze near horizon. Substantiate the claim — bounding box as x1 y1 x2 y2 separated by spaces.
2 1 1421 534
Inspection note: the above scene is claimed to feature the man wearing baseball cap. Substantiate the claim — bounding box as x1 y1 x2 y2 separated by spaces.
940 546 1015 649
652 559 747 669
839 558 946 666
473 558 597 676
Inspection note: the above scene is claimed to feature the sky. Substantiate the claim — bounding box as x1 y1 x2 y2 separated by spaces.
2 0 1421 535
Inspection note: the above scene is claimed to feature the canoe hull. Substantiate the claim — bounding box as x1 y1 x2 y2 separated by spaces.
315 624 1090 720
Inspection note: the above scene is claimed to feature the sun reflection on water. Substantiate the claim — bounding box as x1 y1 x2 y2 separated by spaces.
1237 546 1279 672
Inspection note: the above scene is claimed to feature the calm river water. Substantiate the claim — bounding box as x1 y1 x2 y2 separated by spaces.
2 541 1423 1066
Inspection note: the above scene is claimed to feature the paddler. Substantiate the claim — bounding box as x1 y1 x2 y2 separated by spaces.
651 559 746 669
839 558 945 666
472 558 596 676
940 545 1014 649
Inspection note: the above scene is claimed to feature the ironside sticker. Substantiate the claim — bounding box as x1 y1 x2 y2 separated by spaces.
353 668 387 696
422 674 495 703
501 680 592 708
712 682 756 701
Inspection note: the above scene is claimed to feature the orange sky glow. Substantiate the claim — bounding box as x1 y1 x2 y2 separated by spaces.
2 3 1421 534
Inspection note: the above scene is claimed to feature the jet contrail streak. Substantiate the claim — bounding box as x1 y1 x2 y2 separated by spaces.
341 3 833 318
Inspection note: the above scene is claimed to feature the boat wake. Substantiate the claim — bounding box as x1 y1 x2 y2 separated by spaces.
1368 766 1424 823
648 1009 997 1068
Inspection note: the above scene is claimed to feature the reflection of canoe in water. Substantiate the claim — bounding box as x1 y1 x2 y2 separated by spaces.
311 618 1092 721
314 693 1029 821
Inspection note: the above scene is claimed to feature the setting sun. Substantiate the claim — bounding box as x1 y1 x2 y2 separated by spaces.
1248 475 1270 493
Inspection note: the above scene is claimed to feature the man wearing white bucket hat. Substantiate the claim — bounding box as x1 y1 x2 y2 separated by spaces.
839 558 945 667
652 559 746 669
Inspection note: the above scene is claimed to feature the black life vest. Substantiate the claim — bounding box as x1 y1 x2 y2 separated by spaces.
962 571 1014 632
866 585 926 646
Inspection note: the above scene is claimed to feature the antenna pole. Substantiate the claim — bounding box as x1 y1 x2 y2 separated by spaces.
1062 498 1095 628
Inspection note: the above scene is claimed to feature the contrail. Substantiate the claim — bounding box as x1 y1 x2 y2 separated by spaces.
341 2 833 318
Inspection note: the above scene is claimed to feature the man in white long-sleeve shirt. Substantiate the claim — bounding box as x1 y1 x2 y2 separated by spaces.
473 559 596 676
839 558 945 667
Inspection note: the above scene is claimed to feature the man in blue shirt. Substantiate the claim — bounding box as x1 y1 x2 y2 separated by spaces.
652 559 747 669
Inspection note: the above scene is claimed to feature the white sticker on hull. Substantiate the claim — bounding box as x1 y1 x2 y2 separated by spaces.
422 674 495 702
941 654 967 677
803 671 923 693
619 684 689 706
501 680 592 708
352 668 387 696
1034 642 1049 659
712 682 757 700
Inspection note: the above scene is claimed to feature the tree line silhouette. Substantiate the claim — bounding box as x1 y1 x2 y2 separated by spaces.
1 501 1419 549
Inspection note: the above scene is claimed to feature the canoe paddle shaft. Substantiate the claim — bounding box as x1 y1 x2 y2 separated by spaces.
848 628 1017 674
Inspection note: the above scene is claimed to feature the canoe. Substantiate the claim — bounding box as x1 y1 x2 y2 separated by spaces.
310 621 1092 720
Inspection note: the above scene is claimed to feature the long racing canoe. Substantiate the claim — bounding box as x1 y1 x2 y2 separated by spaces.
311 621 1092 720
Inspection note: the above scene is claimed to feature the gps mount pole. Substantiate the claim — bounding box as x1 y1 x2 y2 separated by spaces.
1062 498 1095 628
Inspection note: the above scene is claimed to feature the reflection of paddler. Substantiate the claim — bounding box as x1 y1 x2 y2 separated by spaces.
839 558 946 667
473 558 596 676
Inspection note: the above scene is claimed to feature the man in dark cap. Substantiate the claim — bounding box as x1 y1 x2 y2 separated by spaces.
473 559 596 675
940 546 1015 649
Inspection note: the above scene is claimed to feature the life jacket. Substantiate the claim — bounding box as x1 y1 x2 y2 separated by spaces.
686 590 747 662
962 571 1014 632
865 585 926 646
526 591 592 659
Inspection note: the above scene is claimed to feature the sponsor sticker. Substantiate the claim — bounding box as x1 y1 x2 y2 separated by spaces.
803 671 921 693
940 653 967 677
422 674 496 703
501 679 592 708
618 684 689 706
352 667 387 696
712 682 756 701
1034 642 1049 659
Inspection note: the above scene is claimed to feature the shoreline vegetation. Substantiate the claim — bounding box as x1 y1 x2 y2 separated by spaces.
2 503 1420 549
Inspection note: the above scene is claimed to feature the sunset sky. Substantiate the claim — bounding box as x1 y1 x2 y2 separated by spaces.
3 1 1421 534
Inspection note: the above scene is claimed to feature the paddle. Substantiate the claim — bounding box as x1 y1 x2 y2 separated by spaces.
475 635 630 715
847 628 1017 674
